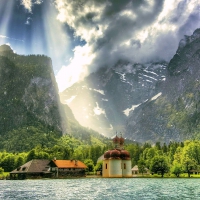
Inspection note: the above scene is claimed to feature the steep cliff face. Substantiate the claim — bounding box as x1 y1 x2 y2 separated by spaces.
125 29 200 143
0 44 63 136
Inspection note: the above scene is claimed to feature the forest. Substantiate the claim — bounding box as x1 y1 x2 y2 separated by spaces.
0 134 200 178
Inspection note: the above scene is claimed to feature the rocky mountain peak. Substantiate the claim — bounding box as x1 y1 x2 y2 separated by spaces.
0 44 13 53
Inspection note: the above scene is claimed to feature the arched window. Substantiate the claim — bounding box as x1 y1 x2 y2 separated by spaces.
124 163 126 169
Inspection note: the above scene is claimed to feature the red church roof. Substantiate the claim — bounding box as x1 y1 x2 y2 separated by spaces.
51 160 87 169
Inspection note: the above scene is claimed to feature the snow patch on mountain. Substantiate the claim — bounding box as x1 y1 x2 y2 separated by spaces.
124 104 141 116
115 71 126 81
150 92 162 101
93 89 105 95
93 102 106 116
65 95 76 104
143 74 157 81
143 69 158 76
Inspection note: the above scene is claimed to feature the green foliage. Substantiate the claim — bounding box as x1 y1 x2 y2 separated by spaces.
171 161 183 177
94 161 103 172
0 151 27 172
150 156 169 177
156 93 200 141
84 159 94 172
0 47 63 153
137 158 146 175
125 143 141 166
0 126 60 152
0 167 4 174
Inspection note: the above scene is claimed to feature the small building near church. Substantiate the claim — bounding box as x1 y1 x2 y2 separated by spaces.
49 159 87 178
132 165 150 175
102 135 132 178
10 159 51 180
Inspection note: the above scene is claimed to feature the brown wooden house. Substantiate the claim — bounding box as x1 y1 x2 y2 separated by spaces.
10 159 51 180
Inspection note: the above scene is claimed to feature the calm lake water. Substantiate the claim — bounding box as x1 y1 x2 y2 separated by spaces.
1 178 200 200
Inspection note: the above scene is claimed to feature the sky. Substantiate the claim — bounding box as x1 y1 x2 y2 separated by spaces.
0 0 199 92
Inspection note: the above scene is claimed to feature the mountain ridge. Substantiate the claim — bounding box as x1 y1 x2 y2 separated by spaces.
61 28 200 143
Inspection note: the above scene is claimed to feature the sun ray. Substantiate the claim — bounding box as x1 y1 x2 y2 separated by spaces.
0 1 15 41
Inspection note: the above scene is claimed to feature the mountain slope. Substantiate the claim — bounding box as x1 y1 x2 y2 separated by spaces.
0 45 63 134
0 45 108 151
61 28 200 143
125 29 200 143
60 60 167 137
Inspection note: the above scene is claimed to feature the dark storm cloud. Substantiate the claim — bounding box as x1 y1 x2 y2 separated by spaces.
55 0 200 90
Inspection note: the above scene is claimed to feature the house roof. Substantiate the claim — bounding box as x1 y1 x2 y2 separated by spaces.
10 159 50 174
131 165 139 171
51 160 87 169
131 165 149 171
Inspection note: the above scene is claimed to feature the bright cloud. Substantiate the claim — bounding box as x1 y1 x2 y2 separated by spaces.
55 0 200 91
56 44 95 91
21 0 43 12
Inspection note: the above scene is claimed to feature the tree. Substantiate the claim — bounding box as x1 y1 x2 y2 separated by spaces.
138 158 146 175
144 147 158 168
162 143 168 153
84 159 94 172
181 141 199 177
0 167 4 174
15 156 24 168
26 149 36 161
1 155 15 172
150 156 169 177
182 157 196 178
171 161 183 177
155 142 161 150
94 161 102 173
173 147 183 164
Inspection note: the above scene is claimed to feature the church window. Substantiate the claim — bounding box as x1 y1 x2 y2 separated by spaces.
124 163 126 169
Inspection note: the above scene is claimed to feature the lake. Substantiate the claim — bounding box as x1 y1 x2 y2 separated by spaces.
0 178 200 199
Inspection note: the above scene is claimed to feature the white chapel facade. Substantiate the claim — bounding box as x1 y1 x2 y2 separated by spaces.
102 135 132 178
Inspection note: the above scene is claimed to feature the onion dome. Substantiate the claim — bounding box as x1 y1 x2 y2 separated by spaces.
113 135 120 144
110 149 120 159
104 150 111 159
119 137 124 145
120 150 130 160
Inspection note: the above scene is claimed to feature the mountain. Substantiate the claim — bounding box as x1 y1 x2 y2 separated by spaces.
125 29 200 143
60 60 167 137
0 44 108 151
0 44 65 150
61 28 200 143
0 45 64 131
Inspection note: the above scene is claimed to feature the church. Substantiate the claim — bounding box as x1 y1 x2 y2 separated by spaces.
102 135 132 178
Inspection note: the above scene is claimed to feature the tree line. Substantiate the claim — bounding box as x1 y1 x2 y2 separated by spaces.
0 137 200 177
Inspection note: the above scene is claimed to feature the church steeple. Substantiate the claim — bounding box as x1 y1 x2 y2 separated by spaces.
119 133 125 149
113 133 120 149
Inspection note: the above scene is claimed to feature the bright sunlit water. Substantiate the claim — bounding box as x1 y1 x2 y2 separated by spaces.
1 178 200 200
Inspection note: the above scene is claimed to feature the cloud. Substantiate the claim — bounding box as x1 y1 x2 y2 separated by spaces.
55 0 200 91
0 35 24 42
0 35 8 39
25 17 32 25
20 0 43 12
